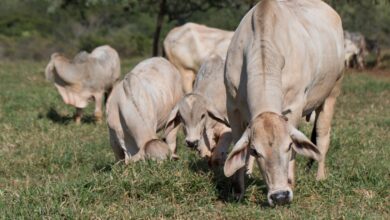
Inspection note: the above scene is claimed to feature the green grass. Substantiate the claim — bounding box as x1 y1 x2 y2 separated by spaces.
0 60 389 219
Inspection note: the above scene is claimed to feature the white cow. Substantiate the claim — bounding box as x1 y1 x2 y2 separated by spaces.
45 45 120 123
165 55 231 166
223 0 344 206
106 57 183 163
344 31 367 69
344 38 360 68
164 22 234 93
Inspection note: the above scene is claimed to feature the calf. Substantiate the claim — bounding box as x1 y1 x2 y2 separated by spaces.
106 57 183 163
45 45 120 123
165 56 231 166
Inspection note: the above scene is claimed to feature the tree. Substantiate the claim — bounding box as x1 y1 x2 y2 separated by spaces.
124 0 253 56
46 0 254 56
324 0 390 45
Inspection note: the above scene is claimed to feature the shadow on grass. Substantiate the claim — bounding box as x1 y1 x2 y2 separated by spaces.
38 107 96 125
188 158 269 207
93 161 117 173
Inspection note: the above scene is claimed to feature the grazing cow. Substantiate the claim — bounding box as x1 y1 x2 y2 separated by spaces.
344 31 367 69
344 38 360 68
106 57 183 163
45 45 120 124
164 22 234 93
165 55 231 166
223 0 344 206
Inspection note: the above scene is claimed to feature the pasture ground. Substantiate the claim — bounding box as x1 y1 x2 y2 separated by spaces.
0 59 389 219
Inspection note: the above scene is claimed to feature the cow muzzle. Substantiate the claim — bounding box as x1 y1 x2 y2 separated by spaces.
268 189 293 206
186 140 199 149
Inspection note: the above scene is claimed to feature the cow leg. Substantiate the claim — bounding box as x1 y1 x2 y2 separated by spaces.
357 54 365 69
124 134 144 164
375 48 382 69
313 77 342 180
198 128 213 158
306 111 321 172
246 155 255 177
228 108 246 200
111 124 134 164
288 112 303 188
74 107 83 124
210 127 232 166
164 124 180 157
109 127 125 161
94 93 104 123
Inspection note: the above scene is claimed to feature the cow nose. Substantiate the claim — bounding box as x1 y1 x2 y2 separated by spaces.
186 140 199 149
270 191 291 206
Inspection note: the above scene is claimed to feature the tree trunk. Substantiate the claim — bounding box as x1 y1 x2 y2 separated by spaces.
152 0 166 56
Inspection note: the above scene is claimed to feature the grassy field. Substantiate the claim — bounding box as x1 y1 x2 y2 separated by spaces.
0 59 389 219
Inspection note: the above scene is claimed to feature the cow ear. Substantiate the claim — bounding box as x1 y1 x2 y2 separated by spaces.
53 59 82 84
164 105 181 137
45 59 55 82
207 105 230 128
224 128 250 177
289 125 321 161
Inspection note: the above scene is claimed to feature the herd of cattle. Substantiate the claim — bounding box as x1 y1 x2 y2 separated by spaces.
44 0 371 206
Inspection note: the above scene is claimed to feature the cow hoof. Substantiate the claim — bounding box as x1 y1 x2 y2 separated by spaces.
316 173 327 181
246 169 253 178
75 118 81 125
95 116 103 124
316 163 327 180
170 154 179 161
231 183 245 202
233 191 244 202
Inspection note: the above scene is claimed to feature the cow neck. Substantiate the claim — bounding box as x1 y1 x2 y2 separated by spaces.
244 40 284 120
247 70 283 121
243 0 286 120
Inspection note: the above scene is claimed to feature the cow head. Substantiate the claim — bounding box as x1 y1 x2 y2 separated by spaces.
144 139 178 161
224 112 321 206
126 139 178 163
45 53 91 108
165 93 229 157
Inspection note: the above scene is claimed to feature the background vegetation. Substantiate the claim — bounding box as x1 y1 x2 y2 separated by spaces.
0 0 389 60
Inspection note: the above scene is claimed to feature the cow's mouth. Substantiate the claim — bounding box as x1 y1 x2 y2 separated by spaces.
268 189 293 206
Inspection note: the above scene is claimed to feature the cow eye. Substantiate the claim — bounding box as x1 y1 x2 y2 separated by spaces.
250 147 261 157
201 114 206 119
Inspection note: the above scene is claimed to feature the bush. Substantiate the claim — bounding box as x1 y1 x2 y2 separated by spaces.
79 35 109 52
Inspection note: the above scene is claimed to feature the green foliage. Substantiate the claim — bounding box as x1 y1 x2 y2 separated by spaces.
79 35 109 52
325 0 390 45
0 0 389 60
0 60 389 218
